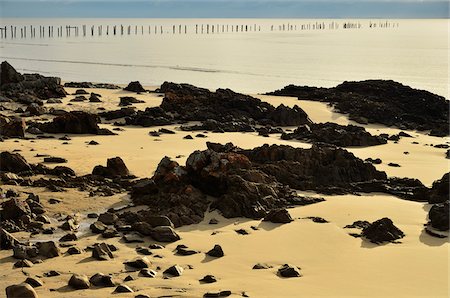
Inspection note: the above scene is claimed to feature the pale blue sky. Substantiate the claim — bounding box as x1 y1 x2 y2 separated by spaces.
1 0 448 18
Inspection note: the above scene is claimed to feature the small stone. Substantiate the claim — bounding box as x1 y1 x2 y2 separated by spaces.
252 263 272 269
140 268 157 278
114 284 133 293
124 256 151 269
163 265 183 277
206 245 224 258
199 275 217 283
67 246 83 255
44 270 60 277
14 259 33 268
59 232 77 242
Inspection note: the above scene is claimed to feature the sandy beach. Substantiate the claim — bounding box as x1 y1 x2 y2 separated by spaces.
1 74 449 298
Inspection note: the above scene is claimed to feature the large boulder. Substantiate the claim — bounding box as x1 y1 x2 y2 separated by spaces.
263 209 293 224
1 61 66 101
1 198 31 220
36 111 113 135
267 80 449 136
428 201 449 231
124 81 146 93
0 61 24 86
428 173 449 204
68 274 90 290
92 157 130 178
0 115 25 138
361 218 405 243
0 152 32 173
5 283 38 298
36 241 60 258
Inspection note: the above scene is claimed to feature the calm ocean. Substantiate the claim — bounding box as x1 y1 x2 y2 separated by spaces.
0 18 448 96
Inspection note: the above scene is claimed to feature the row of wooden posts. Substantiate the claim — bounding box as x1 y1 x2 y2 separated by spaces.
0 21 399 39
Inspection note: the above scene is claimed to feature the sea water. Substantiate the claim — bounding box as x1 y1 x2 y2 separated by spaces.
0 18 448 97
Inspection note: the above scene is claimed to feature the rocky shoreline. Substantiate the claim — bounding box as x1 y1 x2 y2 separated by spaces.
1 61 449 298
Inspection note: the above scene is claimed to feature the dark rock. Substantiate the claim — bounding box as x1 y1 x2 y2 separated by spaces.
365 158 382 164
1 61 66 102
344 220 371 229
361 218 405 243
64 82 121 89
124 81 146 93
43 156 67 163
99 107 136 120
146 215 174 228
102 228 120 238
263 209 293 224
428 201 449 231
267 80 449 136
24 277 43 288
206 245 224 258
428 173 449 204
0 151 32 173
89 93 102 102
163 264 183 277
89 273 116 287
124 256 151 269
92 157 130 178
119 96 144 106
0 115 25 137
139 268 157 278
88 140 99 145
136 247 153 255
36 241 60 258
5 283 38 298
388 162 401 167
36 111 114 135
59 232 77 242
68 274 90 290
200 275 217 283
278 264 301 277
252 263 272 269
74 89 88 95
67 246 83 255
92 243 114 260
44 270 60 277
14 259 33 268
149 226 180 242
306 216 328 223
175 245 198 256
1 228 23 249
184 134 193 140
59 219 78 231
122 232 145 243
1 198 31 220
281 123 387 147
98 212 119 225
114 284 133 293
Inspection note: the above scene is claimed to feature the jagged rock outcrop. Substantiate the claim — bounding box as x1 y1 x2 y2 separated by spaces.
124 81 146 93
281 123 387 147
0 115 25 138
124 82 311 130
92 157 131 178
35 111 114 135
0 61 67 103
267 80 449 136
361 218 405 243
0 152 32 173
428 173 449 204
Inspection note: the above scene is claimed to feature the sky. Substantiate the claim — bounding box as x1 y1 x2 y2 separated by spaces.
0 0 449 18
